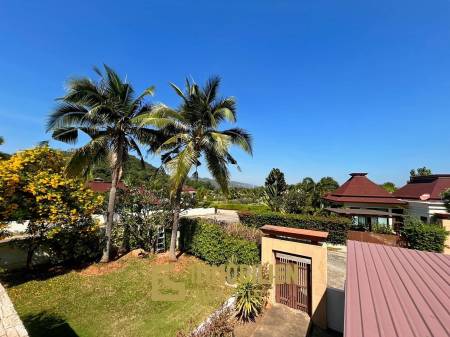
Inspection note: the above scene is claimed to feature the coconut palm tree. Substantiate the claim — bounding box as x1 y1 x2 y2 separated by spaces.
47 65 158 262
139 76 253 261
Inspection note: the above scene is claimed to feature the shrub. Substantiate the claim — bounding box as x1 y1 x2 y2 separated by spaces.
222 222 262 244
238 211 351 245
235 278 264 322
176 307 235 337
400 217 448 252
179 219 259 265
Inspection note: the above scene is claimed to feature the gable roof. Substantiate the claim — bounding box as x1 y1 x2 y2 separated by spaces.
345 241 450 337
324 173 406 205
394 174 450 201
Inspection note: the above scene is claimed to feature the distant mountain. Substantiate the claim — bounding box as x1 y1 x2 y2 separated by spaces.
196 177 257 189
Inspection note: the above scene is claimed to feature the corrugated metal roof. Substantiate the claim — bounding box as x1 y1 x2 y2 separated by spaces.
345 241 450 337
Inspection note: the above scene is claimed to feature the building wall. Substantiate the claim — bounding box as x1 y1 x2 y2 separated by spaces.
405 200 447 222
261 236 328 328
440 219 450 255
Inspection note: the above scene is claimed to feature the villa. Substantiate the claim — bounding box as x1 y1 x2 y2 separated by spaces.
324 172 450 231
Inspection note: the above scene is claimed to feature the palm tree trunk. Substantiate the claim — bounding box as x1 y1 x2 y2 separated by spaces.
169 185 183 262
101 164 121 263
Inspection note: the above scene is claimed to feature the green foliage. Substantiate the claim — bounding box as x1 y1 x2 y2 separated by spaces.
235 278 263 322
113 186 172 252
238 211 351 244
211 202 270 212
45 217 103 265
372 222 393 234
179 219 260 265
265 168 287 193
410 167 432 177
400 217 448 252
380 182 397 193
442 188 450 212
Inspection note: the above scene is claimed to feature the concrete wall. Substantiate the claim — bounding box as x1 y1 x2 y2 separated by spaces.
327 287 345 333
0 282 29 336
261 236 328 329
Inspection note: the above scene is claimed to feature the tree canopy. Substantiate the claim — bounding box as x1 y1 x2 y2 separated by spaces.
410 167 432 177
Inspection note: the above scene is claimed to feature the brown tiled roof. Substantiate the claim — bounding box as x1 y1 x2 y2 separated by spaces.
87 181 126 193
345 241 450 337
394 174 450 200
324 173 406 205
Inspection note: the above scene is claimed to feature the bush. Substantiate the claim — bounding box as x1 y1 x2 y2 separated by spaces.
400 217 448 252
46 217 103 265
235 278 264 322
238 211 351 245
179 218 259 265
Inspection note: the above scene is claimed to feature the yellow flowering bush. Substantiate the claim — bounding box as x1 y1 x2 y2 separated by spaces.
0 146 104 266
0 146 103 223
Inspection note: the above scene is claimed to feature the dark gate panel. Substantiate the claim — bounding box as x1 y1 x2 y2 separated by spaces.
275 254 311 315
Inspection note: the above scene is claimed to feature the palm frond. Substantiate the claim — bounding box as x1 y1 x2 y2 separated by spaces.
220 128 253 155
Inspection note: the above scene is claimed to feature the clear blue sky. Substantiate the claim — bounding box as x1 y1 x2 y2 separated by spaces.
0 0 449 186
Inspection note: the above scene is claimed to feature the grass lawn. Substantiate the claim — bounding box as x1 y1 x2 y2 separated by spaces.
3 254 232 337
211 202 270 213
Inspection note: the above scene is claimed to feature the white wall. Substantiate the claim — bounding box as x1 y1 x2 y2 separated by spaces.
404 200 447 222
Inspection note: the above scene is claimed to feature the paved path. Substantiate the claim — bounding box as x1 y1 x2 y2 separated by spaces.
0 283 28 337
235 304 310 337
191 209 240 224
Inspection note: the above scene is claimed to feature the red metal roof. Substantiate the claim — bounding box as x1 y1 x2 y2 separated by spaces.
260 225 328 242
324 173 406 205
345 241 450 337
87 181 126 193
394 175 450 200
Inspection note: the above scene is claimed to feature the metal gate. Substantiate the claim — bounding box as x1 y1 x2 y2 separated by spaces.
275 252 311 315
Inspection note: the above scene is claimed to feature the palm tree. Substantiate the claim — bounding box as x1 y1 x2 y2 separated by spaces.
47 65 158 262
139 76 252 261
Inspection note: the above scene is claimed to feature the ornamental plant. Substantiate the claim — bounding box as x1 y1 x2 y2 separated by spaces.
0 146 103 267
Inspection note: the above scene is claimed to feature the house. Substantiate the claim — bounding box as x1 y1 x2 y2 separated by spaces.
393 174 450 223
324 173 407 231
182 185 197 197
344 241 449 337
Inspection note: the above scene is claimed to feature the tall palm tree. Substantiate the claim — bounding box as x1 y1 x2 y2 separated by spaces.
139 76 253 261
47 65 158 262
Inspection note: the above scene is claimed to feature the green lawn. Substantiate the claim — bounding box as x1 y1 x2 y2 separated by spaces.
4 256 232 337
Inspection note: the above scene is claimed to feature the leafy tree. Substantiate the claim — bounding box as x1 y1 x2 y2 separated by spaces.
410 167 432 177
317 177 339 194
0 136 9 160
139 76 252 261
442 188 450 213
0 136 3 145
0 146 103 267
47 65 159 262
381 182 397 193
265 168 287 193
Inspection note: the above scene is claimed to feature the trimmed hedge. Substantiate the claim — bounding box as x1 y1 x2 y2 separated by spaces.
400 217 448 253
211 202 270 213
238 211 352 245
179 218 260 265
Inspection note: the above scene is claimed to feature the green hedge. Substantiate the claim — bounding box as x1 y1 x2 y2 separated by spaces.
400 217 448 252
211 202 270 213
238 211 352 245
179 218 260 265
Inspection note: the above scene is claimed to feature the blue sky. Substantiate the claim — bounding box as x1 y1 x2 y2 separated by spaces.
0 0 449 186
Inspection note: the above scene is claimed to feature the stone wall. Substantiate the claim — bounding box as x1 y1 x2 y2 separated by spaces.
0 283 28 337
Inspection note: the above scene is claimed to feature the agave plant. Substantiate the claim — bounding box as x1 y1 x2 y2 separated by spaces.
234 278 263 322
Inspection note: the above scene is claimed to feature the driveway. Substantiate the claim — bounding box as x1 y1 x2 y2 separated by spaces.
191 209 240 224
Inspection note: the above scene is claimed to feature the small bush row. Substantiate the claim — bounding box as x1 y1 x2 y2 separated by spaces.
238 211 352 245
211 202 270 213
400 217 448 253
179 218 260 265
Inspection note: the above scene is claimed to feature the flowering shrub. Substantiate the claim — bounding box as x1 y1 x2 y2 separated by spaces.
0 146 104 267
